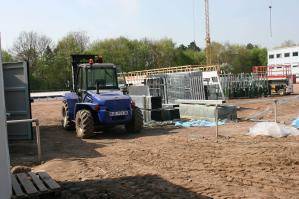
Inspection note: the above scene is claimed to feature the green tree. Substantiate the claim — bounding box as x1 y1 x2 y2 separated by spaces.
1 50 14 62
89 37 177 71
89 37 135 71
178 44 187 50
9 30 269 90
51 31 89 89
210 43 267 73
187 41 201 51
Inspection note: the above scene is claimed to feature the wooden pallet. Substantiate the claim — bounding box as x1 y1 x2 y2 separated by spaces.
11 172 61 198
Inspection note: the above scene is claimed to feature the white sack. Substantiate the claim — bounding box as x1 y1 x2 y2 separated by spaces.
248 122 299 138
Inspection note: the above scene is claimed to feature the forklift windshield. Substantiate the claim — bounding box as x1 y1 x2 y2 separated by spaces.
87 68 118 90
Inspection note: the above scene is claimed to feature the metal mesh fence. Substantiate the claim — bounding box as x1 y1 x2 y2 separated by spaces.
144 72 270 102
145 72 206 104
220 73 270 99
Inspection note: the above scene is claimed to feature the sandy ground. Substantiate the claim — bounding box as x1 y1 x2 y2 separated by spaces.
9 94 299 199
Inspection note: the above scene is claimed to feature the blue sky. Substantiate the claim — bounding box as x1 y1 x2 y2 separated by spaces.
0 0 298 50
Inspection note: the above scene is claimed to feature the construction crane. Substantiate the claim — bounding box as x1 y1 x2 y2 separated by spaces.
204 0 212 65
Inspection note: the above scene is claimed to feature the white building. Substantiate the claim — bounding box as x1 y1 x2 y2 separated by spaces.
268 46 299 80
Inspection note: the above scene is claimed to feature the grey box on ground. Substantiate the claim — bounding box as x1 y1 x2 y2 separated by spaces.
131 95 163 122
130 95 180 122
151 109 180 121
130 95 162 110
179 103 237 122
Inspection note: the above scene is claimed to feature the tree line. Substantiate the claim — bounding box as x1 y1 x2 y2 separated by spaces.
1 31 269 91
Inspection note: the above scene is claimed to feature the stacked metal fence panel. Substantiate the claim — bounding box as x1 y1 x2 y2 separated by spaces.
205 84 222 100
145 77 166 101
220 73 270 99
145 71 205 104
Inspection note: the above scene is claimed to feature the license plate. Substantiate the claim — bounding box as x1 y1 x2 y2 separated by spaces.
109 111 128 117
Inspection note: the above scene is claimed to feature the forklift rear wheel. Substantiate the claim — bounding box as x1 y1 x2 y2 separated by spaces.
75 110 94 139
125 107 143 133
61 101 75 130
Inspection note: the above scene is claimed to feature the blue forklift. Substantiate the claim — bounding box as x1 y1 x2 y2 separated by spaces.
61 55 143 138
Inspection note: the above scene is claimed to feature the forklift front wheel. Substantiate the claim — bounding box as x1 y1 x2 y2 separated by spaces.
75 110 94 139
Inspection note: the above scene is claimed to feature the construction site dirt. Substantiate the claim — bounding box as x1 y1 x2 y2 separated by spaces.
9 91 299 198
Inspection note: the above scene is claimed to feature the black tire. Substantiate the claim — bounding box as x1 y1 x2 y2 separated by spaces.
61 101 75 130
125 107 143 133
75 110 94 139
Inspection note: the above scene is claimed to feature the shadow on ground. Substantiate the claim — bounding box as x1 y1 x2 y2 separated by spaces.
9 125 105 166
59 174 211 199
9 124 179 167
93 125 179 140
238 107 257 111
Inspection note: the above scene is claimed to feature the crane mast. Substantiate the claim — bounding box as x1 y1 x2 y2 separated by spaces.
204 0 212 65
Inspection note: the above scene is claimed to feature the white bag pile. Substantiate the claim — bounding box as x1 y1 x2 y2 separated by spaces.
248 122 299 138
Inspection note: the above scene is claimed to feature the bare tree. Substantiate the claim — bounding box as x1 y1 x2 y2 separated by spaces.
68 31 89 52
37 35 53 56
12 31 52 67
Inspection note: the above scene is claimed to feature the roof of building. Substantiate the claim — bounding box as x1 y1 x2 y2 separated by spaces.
269 45 299 52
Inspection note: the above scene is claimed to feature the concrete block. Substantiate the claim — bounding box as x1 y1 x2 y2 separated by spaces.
175 99 225 105
179 104 237 121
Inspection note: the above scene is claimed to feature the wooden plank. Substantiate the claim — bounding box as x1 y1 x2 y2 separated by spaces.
37 172 60 190
16 173 38 195
28 172 48 192
11 174 25 197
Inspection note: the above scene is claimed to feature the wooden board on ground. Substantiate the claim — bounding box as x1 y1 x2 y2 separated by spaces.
11 174 25 197
16 173 38 195
28 172 48 192
37 172 61 190
11 172 61 198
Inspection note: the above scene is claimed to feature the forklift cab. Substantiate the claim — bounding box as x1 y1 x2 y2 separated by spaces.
77 63 119 89
76 63 119 101
70 53 120 101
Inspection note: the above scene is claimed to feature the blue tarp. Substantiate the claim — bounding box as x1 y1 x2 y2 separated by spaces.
175 120 225 128
292 118 299 128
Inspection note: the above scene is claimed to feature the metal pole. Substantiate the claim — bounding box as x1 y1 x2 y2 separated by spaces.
215 105 218 142
6 119 41 162
35 120 41 162
269 4 273 37
274 99 278 123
